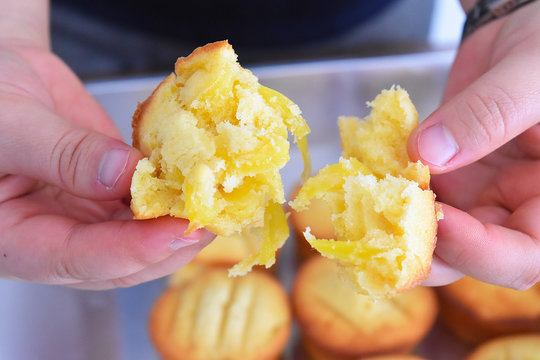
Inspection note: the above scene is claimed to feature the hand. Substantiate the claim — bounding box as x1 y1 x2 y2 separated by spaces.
408 1 540 289
0 2 213 290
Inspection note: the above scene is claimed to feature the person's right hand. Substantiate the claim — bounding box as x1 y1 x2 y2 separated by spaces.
0 0 214 290
409 0 540 290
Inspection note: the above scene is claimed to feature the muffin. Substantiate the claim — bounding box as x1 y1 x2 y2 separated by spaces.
437 276 540 345
292 256 438 360
193 230 261 268
168 261 208 288
151 268 291 360
290 87 440 298
289 183 335 260
168 229 272 287
130 40 311 275
362 356 427 360
466 334 540 360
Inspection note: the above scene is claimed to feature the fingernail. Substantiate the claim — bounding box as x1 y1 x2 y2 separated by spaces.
98 149 129 189
169 236 200 251
418 125 459 167
183 228 208 240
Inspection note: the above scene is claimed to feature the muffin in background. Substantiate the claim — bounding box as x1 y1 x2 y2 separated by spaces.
437 276 540 345
292 256 438 360
192 230 261 268
168 262 208 288
151 268 291 360
362 355 427 360
168 228 278 287
465 334 540 360
289 183 335 260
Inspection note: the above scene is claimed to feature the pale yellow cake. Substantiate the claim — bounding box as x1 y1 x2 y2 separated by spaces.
438 276 540 345
339 87 430 189
290 87 439 298
167 230 267 287
130 41 310 275
150 268 291 360
293 257 438 360
193 230 262 268
466 334 540 360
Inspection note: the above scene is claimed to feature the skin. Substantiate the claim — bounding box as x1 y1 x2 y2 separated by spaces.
0 0 214 290
412 1 540 289
0 0 538 290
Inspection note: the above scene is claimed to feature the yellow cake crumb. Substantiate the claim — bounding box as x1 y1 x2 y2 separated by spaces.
130 41 310 275
290 86 438 298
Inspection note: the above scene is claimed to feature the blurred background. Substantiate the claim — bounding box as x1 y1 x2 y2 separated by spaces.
50 0 465 79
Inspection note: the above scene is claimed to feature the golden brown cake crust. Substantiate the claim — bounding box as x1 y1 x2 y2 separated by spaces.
465 334 540 360
437 277 540 345
150 269 291 360
132 72 175 154
292 257 438 359
132 41 233 153
130 40 311 274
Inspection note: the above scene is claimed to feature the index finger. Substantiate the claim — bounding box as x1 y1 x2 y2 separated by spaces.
0 215 214 288
432 203 540 290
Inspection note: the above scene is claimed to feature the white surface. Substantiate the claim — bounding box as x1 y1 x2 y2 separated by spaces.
0 280 121 360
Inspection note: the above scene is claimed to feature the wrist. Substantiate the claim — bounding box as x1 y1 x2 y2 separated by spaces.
461 0 538 39
0 0 50 49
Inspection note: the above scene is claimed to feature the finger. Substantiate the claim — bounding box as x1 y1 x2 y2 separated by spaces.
422 254 463 287
434 203 540 290
0 175 36 202
69 234 215 290
440 19 504 104
0 93 140 200
10 47 123 140
30 51 124 140
408 51 540 173
0 215 213 286
478 161 540 211
431 159 540 212
517 123 540 157
430 162 496 210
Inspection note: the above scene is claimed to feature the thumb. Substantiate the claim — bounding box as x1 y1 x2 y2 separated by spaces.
408 54 540 173
1 94 140 200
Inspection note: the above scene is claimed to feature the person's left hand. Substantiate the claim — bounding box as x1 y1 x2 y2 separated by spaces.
0 35 214 289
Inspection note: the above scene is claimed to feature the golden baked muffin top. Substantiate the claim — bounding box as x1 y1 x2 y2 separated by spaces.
130 41 310 275
290 87 439 298
167 231 262 287
362 356 427 360
292 257 438 357
439 276 540 321
195 231 261 268
466 334 540 360
289 183 335 241
151 269 291 360
168 261 208 288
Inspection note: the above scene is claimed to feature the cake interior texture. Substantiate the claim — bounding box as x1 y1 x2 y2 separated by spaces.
130 41 310 275
152 269 290 360
290 87 438 298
